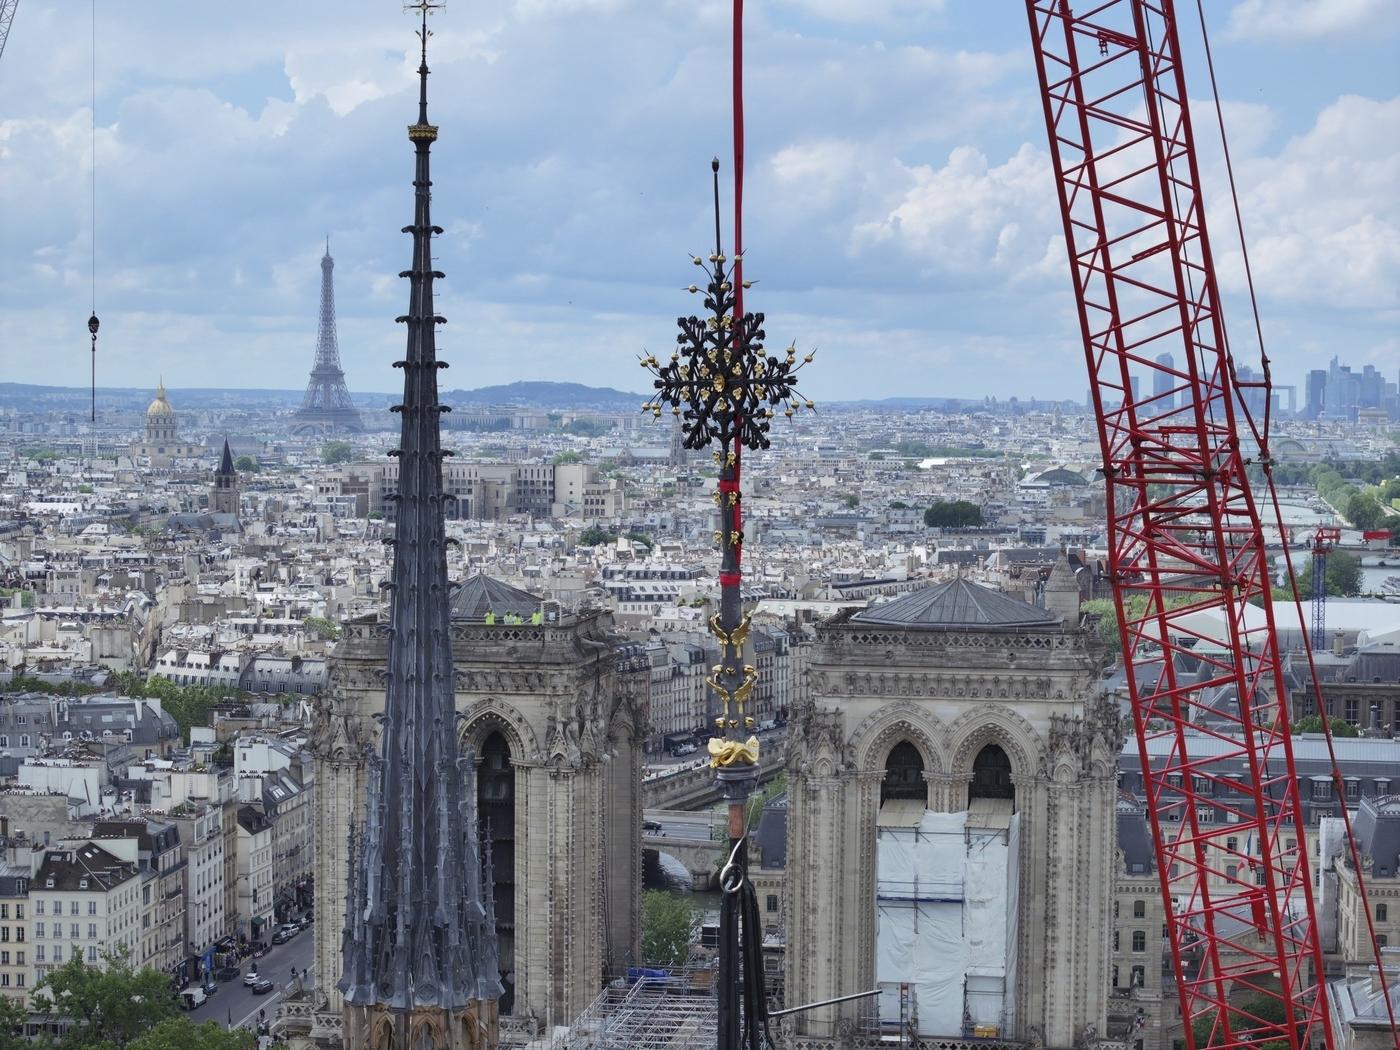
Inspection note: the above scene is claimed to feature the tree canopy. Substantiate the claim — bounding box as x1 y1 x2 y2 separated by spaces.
3 673 100 696
320 441 353 465
112 672 243 741
562 418 609 438
1294 549 1362 599
577 525 615 547
640 890 700 968
33 948 181 1050
232 456 258 473
1079 593 1206 659
0 995 28 1050
302 615 341 641
1191 992 1293 1049
923 500 984 528
129 1020 255 1050
1291 714 1360 738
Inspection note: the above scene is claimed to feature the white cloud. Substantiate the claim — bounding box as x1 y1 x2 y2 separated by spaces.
1226 0 1400 41
772 0 947 23
851 143 1057 280
0 1 1391 401
1216 95 1400 309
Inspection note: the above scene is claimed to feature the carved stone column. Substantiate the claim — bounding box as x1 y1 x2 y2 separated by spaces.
926 771 962 813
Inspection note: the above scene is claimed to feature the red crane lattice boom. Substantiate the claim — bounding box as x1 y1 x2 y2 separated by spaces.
1025 2 1329 1045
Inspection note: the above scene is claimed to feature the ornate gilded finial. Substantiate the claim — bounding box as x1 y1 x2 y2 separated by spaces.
405 1 444 142
633 162 818 773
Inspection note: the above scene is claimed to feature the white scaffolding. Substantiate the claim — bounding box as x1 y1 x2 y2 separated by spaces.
555 970 720 1050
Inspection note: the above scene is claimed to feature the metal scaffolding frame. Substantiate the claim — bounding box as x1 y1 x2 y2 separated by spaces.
559 971 720 1050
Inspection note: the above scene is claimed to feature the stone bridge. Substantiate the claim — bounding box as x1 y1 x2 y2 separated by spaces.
642 833 727 890
640 749 785 809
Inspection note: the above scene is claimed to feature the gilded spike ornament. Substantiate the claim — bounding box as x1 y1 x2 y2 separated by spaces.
639 160 815 772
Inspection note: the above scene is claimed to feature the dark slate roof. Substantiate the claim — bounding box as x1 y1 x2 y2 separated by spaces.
34 842 138 891
237 805 271 835
1116 795 1156 875
757 792 788 871
1345 643 1400 685
93 818 180 862
448 574 542 622
1353 795 1400 878
851 577 1058 629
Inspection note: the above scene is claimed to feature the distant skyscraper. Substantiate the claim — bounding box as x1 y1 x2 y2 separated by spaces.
292 242 364 434
1324 355 1360 421
1153 352 1174 408
1305 369 1326 420
1358 364 1385 408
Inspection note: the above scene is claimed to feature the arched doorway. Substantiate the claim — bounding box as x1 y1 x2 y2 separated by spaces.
969 743 1015 805
477 731 515 1014
882 740 927 805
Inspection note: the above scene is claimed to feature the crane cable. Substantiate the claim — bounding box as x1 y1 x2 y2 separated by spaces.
87 0 99 425
1193 1 1399 1038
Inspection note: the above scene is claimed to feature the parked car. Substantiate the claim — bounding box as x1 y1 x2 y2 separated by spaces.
179 988 207 1011
200 979 218 997
243 970 261 987
251 978 275 995
271 928 292 945
672 743 697 757
297 913 314 930
756 719 778 733
642 820 663 834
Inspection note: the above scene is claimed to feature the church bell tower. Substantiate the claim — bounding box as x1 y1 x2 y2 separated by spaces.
783 567 1120 1048
210 439 240 517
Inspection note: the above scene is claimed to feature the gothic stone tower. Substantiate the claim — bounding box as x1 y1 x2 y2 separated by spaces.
210 440 240 517
311 576 643 1048
783 569 1121 1049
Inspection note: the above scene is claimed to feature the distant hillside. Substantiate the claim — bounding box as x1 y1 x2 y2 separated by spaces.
0 380 642 414
444 381 644 410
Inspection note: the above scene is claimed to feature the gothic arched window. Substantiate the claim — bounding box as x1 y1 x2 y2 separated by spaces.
477 730 515 1014
882 741 926 805
970 743 1015 802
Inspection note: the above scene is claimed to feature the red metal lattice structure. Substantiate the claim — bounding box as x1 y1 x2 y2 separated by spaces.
1024 2 1339 1046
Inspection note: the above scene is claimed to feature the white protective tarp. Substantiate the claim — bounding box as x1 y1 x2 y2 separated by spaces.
963 827 1010 1027
875 808 1020 1036
1002 814 1021 1037
876 810 966 1034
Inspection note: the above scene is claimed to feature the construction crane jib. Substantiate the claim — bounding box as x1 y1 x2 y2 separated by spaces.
0 0 19 67
1021 3 1381 1048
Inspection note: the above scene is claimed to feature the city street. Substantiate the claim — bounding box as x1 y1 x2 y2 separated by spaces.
187 930 317 1032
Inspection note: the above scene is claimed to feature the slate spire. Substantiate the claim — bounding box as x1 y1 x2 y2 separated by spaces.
340 3 501 1030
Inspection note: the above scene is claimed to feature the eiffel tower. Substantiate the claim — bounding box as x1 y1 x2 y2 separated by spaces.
292 240 364 433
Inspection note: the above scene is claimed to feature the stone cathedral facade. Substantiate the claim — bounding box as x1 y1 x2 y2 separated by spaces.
782 564 1122 1050
306 576 644 1048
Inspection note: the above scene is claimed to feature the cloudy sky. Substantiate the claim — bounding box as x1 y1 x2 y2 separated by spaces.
1 0 1396 402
